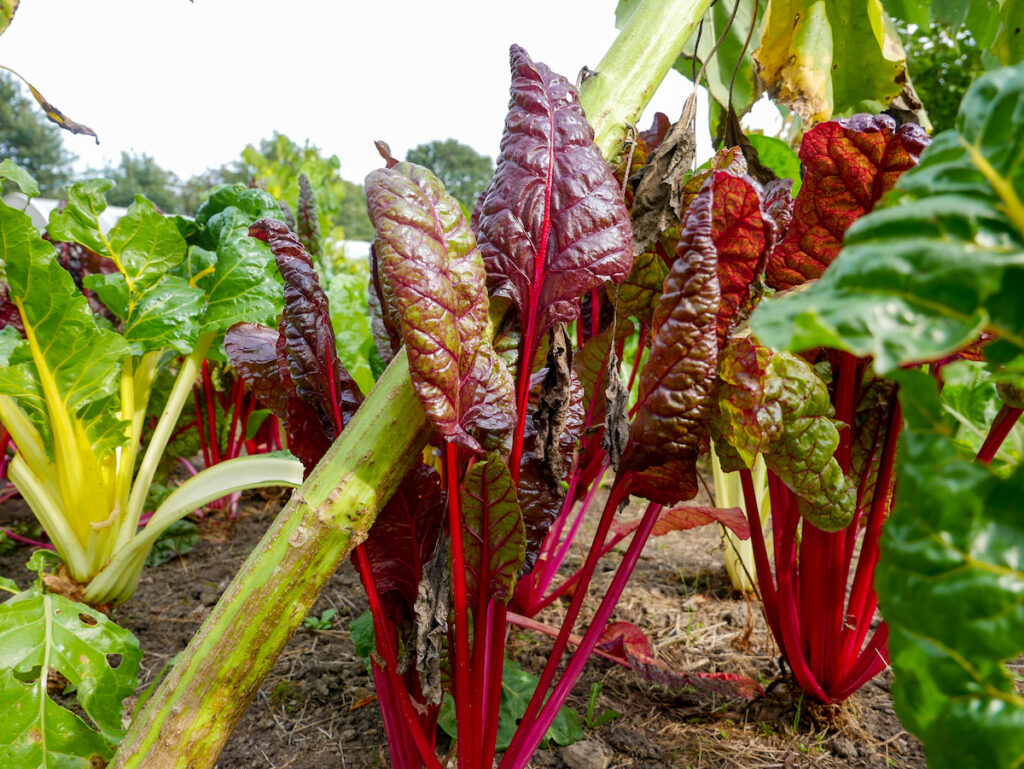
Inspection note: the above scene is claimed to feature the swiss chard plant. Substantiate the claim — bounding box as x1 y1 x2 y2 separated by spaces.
0 172 303 607
752 62 1024 768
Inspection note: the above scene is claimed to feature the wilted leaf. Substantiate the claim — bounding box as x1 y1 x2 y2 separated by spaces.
612 504 750 539
0 67 98 143
0 1 17 36
754 0 907 125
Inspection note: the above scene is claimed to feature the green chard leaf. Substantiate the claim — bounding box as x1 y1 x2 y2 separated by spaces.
752 64 1024 373
0 199 129 457
49 185 203 353
0 590 142 767
876 370 1024 769
460 452 526 607
711 337 856 531
0 158 38 197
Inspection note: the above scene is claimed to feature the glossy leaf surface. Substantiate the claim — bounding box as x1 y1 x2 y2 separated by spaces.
619 180 720 504
753 67 1024 373
764 115 930 291
461 452 526 606
477 45 633 350
877 372 1024 769
711 337 856 531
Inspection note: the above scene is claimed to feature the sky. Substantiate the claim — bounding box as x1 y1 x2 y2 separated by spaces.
2 0 714 185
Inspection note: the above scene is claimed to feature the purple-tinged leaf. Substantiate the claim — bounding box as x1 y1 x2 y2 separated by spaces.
365 162 510 451
597 622 763 701
461 452 526 606
360 463 445 613
296 173 322 260
619 182 721 504
849 377 896 517
711 337 857 531
368 245 401 363
679 147 746 219
765 115 930 290
225 320 333 475
762 178 795 242
614 242 671 328
611 505 750 540
0 284 24 335
250 219 362 433
478 45 633 352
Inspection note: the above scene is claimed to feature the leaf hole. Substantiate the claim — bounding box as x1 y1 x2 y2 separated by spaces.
107 653 122 670
79 612 98 627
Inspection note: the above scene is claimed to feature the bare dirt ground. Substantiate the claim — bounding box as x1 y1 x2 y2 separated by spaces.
0 484 927 769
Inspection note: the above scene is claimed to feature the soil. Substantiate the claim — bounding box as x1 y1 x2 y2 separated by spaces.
0 484 927 769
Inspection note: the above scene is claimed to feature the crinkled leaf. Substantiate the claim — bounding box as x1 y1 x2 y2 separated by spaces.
8 73 98 144
0 590 141 766
754 0 907 125
848 377 896 516
764 115 930 291
478 45 633 351
366 162 512 450
190 186 284 334
250 219 362 436
708 171 775 346
753 67 1024 372
0 200 129 456
614 243 670 327
461 452 526 606
360 463 445 612
224 323 289 419
0 158 37 197
596 621 654 659
296 173 322 260
711 338 856 530
876 370 1024 769
619 181 720 504
612 504 750 539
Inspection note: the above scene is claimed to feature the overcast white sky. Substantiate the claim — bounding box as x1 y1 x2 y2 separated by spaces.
2 0 711 185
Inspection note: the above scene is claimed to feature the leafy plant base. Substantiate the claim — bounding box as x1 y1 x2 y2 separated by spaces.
0 487 934 769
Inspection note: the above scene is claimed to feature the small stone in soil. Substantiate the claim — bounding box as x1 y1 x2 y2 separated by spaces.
560 739 610 769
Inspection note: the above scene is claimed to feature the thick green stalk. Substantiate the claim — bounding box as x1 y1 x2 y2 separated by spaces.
114 2 701 765
112 349 430 768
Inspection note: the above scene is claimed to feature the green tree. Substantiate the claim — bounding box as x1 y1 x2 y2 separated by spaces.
405 138 493 213
95 151 183 213
0 72 75 196
337 178 375 241
896 21 985 132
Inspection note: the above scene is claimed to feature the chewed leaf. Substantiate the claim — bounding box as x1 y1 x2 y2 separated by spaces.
478 45 633 351
712 338 856 531
612 505 749 539
764 115 929 290
0 590 141 765
250 220 362 436
366 161 510 450
461 452 526 606
619 179 720 504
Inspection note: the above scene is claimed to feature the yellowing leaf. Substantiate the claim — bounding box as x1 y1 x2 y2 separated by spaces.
0 0 18 36
0 65 98 143
754 0 907 125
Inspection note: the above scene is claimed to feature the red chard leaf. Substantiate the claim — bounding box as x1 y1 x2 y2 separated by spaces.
461 452 526 606
573 317 635 430
359 463 445 613
296 172 322 260
478 45 633 353
708 172 775 347
679 147 746 218
762 178 795 242
596 621 654 660
615 240 671 327
612 505 750 539
765 115 930 290
365 162 512 451
619 181 721 504
224 320 333 475
250 219 362 434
